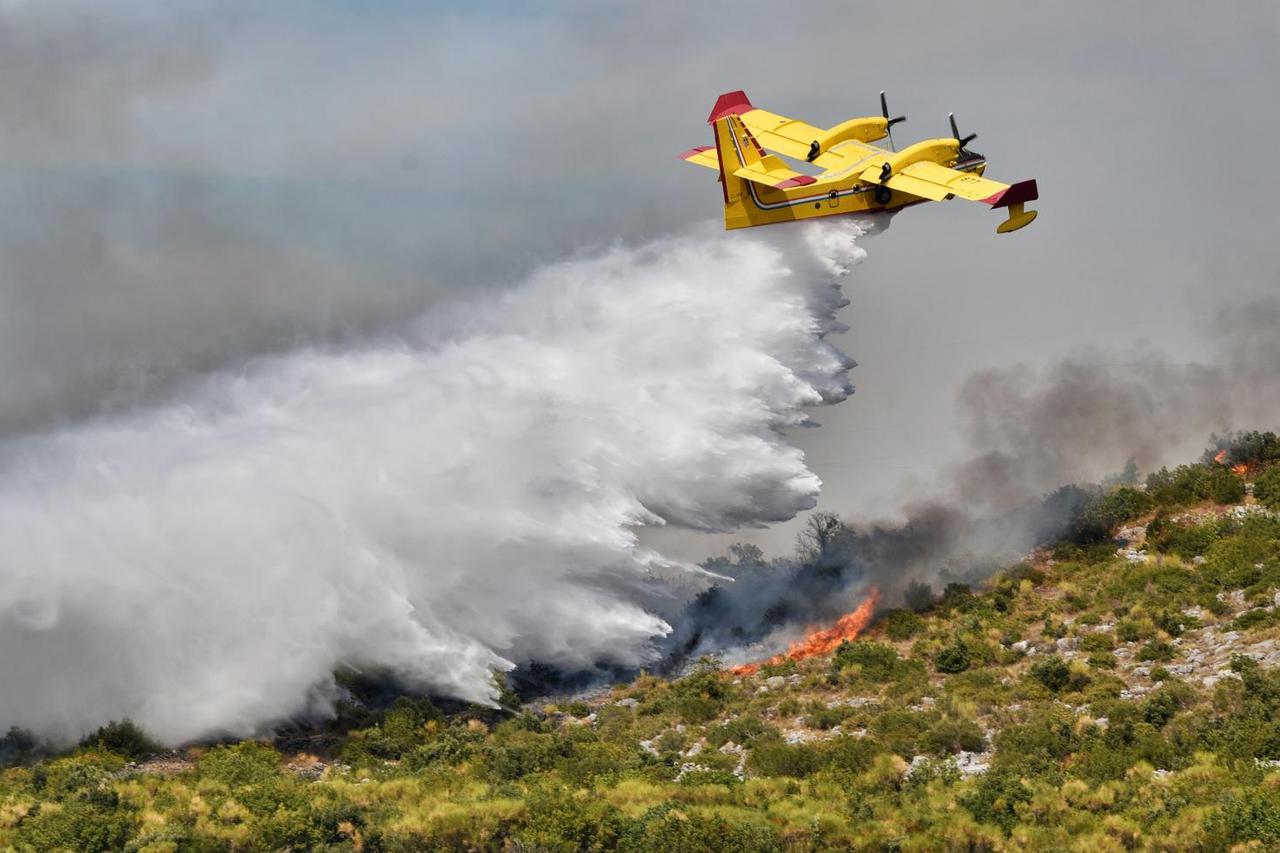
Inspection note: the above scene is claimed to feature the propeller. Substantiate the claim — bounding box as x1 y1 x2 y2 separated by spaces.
880 90 906 152
949 112 977 150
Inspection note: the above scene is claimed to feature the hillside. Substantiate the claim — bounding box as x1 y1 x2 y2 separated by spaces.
6 435 1280 851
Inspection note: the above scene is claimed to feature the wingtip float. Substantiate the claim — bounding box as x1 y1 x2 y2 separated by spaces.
682 90 1039 234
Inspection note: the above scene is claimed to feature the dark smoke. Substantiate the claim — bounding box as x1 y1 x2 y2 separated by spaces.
658 294 1280 665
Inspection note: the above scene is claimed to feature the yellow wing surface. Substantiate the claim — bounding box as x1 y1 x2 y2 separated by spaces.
683 115 828 190
860 161 1007 202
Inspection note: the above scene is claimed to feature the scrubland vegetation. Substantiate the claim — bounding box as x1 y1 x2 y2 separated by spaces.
7 432 1280 851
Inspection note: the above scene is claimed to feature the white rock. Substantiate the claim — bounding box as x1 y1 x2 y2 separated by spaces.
765 676 786 690
953 751 991 777
615 698 639 710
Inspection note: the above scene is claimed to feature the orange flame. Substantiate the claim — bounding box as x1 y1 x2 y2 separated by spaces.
1214 449 1229 465
1233 463 1250 477
729 589 881 677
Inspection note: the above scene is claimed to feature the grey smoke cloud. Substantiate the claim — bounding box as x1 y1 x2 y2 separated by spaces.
952 294 1280 515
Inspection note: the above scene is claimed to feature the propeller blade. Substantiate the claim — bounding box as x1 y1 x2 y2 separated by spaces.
949 113 977 149
881 90 905 153
880 91 906 126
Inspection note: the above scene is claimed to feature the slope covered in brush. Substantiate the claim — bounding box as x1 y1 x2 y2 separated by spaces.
5 434 1280 850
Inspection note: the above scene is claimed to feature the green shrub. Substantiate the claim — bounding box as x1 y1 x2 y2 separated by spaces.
1138 639 1176 662
1154 520 1225 558
883 609 924 641
1205 787 1280 849
198 741 282 787
519 787 625 851
746 738 822 778
1080 633 1115 653
1147 463 1245 507
1083 486 1155 531
77 719 161 762
705 714 773 748
1028 656 1088 694
923 717 986 756
825 735 881 774
1116 619 1149 642
959 771 1033 835
934 643 971 674
869 710 934 757
806 704 853 730
1087 652 1118 670
14 796 139 852
1005 562 1045 585
1142 683 1194 728
1254 466 1280 511
669 661 733 724
1234 607 1278 632
833 640 903 680
618 802 782 853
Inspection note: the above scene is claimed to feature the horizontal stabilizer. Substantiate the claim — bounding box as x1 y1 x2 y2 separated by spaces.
679 145 720 171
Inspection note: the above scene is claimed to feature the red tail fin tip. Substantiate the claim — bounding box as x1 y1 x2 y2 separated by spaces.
708 90 753 123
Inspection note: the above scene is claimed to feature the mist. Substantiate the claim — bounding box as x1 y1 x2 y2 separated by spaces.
0 219 866 745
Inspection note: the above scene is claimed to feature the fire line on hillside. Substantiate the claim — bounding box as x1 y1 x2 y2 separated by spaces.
730 589 881 676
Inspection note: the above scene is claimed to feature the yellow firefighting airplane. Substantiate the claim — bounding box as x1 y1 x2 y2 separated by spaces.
681 90 1038 233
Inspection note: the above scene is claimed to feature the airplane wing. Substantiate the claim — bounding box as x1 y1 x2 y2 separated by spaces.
681 115 827 190
861 161 1037 206
708 91 888 171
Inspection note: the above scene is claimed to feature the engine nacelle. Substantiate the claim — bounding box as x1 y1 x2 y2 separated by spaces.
815 116 889 150
881 138 962 174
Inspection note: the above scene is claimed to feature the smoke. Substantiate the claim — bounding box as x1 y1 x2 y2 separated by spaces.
951 294 1280 514
0 218 866 745
668 292 1280 664
0 4 436 439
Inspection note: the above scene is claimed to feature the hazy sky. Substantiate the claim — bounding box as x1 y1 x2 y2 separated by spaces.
3 1 1278 551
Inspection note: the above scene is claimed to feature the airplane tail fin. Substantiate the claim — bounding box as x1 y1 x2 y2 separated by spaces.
711 113 764 228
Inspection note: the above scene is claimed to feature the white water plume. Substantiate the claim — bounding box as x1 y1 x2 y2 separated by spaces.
0 219 868 745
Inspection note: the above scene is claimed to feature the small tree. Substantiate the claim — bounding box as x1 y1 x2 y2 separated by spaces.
795 511 846 563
